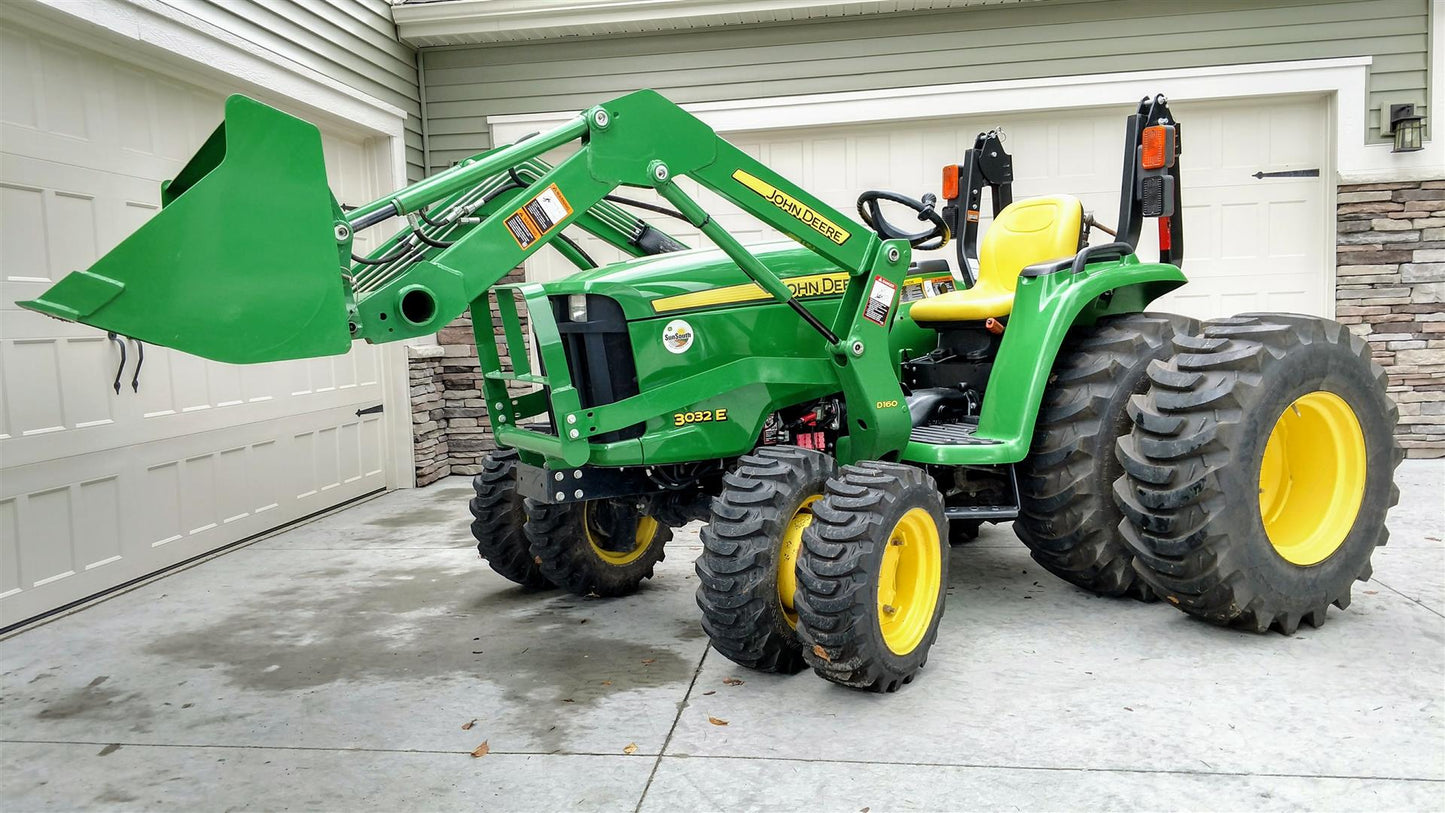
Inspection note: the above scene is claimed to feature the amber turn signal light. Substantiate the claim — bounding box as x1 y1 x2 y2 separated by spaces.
942 164 959 200
1141 126 1170 170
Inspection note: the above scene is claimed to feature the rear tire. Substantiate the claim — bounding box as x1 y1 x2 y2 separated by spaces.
1115 314 1402 634
696 447 835 674
470 450 553 589
524 498 670 597
1015 312 1198 600
796 462 948 692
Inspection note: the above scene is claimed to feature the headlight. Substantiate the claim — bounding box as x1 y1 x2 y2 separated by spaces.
567 294 588 322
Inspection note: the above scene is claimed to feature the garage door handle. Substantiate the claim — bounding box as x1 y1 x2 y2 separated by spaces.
1252 169 1319 179
356 404 384 417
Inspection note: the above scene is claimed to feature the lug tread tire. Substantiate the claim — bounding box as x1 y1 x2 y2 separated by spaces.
470 450 553 589
524 500 671 598
696 446 836 674
1015 312 1198 600
795 461 948 693
1115 313 1403 634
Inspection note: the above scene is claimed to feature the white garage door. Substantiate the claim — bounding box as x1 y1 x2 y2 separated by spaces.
0 25 392 626
526 95 1329 320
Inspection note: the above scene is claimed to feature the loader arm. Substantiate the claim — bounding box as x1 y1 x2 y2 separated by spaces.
20 89 917 465
338 89 886 349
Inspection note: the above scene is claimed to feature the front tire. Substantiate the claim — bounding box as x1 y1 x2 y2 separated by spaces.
524 498 671 597
470 450 553 589
796 462 948 692
696 447 835 674
1015 312 1197 599
1115 314 1402 634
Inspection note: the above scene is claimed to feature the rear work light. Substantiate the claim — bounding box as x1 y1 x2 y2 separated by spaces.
1140 125 1176 170
942 164 959 200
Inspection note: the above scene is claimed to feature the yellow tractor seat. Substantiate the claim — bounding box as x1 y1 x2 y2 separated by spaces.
910 195 1084 324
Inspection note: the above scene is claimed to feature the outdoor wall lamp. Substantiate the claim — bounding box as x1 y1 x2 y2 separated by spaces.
1388 103 1424 153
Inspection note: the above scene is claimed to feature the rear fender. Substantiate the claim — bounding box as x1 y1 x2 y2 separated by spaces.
903 255 1185 465
980 256 1185 450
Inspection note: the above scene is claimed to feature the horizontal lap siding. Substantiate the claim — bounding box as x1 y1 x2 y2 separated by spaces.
161 0 424 181
419 0 1430 172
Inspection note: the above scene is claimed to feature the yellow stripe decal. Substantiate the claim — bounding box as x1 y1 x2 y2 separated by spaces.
652 272 849 313
651 273 954 314
732 169 851 246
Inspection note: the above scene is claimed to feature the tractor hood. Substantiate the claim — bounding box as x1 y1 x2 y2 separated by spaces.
539 241 848 321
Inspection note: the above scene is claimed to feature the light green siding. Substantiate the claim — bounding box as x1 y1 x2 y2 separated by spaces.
162 0 425 180
419 0 1430 172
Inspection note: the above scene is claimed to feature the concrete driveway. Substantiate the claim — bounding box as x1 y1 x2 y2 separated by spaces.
2 462 1441 811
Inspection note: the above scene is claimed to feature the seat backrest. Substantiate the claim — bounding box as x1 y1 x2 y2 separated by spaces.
978 195 1084 292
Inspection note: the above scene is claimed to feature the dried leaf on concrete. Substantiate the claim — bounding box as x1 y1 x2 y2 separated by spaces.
461 719 477 731
722 677 744 686
471 741 490 758
812 644 832 662
708 716 729 726
624 743 638 755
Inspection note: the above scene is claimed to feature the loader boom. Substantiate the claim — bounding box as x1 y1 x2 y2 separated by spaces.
21 89 917 464
339 89 885 349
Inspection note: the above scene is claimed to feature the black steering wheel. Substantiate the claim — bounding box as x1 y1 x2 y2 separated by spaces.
856 190 950 251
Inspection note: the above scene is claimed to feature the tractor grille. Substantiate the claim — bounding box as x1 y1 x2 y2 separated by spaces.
549 294 643 442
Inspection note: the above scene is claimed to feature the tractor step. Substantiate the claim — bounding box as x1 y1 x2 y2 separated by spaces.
908 420 1003 446
945 505 1019 520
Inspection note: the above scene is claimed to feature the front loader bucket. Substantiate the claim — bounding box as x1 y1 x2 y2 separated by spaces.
18 95 352 364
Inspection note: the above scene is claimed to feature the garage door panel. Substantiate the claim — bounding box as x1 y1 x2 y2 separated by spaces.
0 24 393 626
3 337 68 437
0 407 386 622
0 182 51 283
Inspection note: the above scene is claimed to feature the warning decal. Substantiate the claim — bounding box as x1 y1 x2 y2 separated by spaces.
505 184 574 249
863 275 896 326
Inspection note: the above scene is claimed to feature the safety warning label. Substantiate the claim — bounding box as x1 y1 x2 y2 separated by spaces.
863 275 896 325
505 184 574 249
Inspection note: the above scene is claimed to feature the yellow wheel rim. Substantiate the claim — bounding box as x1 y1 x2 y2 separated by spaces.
1258 391 1367 566
584 504 658 566
776 495 821 629
877 508 943 656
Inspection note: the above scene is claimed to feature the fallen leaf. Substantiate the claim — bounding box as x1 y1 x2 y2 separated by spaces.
812 644 832 663
579 619 588 624
862 808 871 813
641 659 655 665
708 716 729 726
702 690 716 696
461 719 477 731
561 698 574 703
722 677 744 686
624 743 638 755
471 741 490 758
1124 707 1134 712
601 680 612 686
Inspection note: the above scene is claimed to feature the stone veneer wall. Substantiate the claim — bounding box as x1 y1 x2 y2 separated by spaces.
1336 178 1445 459
409 268 527 486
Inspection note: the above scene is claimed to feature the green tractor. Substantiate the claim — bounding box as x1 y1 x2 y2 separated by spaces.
23 90 1400 692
